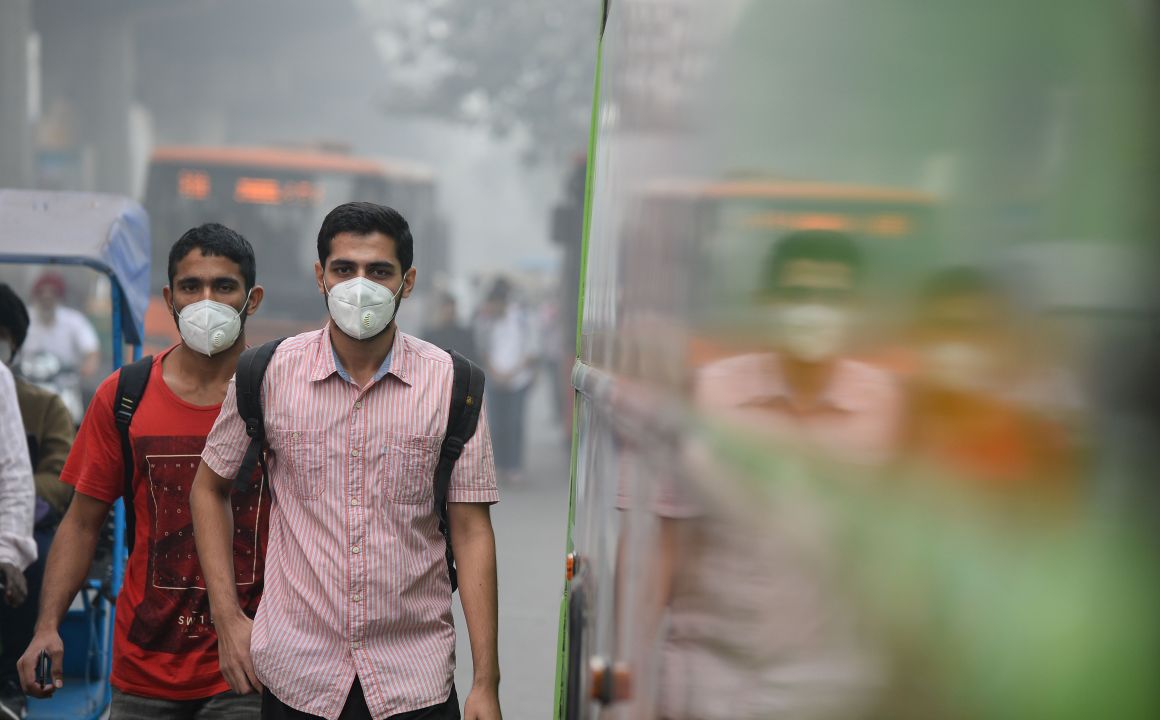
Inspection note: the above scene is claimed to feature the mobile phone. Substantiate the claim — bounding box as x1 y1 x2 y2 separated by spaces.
36 650 51 687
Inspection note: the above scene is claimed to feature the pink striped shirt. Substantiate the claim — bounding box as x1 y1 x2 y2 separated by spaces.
202 327 498 719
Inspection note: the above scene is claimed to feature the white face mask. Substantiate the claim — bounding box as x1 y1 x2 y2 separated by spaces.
174 291 250 357
778 303 850 362
325 276 405 340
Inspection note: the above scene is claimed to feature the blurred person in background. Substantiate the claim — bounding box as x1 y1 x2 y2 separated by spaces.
18 225 268 718
0 283 75 720
423 290 479 363
635 230 901 720
20 271 101 423
0 359 36 580
903 267 1075 496
535 296 567 433
477 277 537 485
0 355 37 711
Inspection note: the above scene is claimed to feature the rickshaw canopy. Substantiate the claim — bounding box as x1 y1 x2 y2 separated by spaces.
0 189 151 345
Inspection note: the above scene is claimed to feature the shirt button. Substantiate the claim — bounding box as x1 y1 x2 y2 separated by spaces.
352 594 362 602
351 498 360 506
350 448 360 457
354 400 363 409
291 432 300 440
351 641 362 650
352 546 361 554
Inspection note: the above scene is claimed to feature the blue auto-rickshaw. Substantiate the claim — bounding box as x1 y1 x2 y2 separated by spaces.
0 189 150 720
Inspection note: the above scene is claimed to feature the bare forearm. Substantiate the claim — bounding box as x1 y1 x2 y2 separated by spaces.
36 511 100 632
451 515 500 687
190 468 242 621
81 352 101 378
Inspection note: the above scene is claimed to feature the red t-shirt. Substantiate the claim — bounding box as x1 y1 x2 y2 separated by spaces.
60 348 268 699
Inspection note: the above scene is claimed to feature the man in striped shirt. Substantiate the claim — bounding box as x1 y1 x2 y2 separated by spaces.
192 202 501 720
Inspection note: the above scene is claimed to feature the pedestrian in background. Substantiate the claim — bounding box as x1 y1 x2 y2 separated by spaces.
0 283 75 720
423 290 479 363
478 277 537 486
0 359 36 608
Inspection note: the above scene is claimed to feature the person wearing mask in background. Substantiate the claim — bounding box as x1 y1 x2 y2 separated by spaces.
632 230 900 720
477 277 537 486
191 202 500 720
0 283 75 720
18 224 268 719
423 290 479 363
23 272 101 380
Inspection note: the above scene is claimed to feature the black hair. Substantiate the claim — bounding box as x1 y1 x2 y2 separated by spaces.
317 202 414 271
761 230 864 293
0 282 30 353
168 223 257 290
487 277 512 303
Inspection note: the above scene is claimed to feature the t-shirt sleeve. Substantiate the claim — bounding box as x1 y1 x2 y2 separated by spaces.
59 372 126 505
447 394 500 504
201 376 251 480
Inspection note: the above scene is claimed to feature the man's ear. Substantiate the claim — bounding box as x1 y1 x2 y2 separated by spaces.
162 286 181 330
401 268 417 299
315 261 326 295
245 286 265 316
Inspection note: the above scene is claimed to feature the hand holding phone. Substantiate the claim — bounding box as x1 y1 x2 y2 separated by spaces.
36 650 51 688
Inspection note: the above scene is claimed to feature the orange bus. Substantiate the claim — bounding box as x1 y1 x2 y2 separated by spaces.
141 145 447 351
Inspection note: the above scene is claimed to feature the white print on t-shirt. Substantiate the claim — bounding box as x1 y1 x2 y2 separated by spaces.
146 453 264 591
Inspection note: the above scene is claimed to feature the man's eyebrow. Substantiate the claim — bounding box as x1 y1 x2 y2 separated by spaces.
174 275 241 285
329 258 397 269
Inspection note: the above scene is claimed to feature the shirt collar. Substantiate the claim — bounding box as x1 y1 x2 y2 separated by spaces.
310 325 413 386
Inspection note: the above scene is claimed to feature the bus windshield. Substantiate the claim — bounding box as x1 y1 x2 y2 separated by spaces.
145 154 394 320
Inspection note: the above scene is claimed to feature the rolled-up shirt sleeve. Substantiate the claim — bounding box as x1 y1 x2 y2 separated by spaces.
447 395 499 504
201 377 251 480
0 365 36 570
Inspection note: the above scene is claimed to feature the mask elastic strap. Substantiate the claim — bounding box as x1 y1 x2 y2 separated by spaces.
236 288 254 319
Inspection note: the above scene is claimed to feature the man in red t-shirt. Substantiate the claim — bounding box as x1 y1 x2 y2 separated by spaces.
17 224 268 718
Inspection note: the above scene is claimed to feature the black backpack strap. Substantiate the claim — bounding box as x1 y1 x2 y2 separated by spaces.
233 338 286 492
435 350 486 592
113 356 154 557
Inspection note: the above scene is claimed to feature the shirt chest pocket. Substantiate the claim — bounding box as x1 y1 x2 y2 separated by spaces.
378 432 442 505
274 429 326 499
